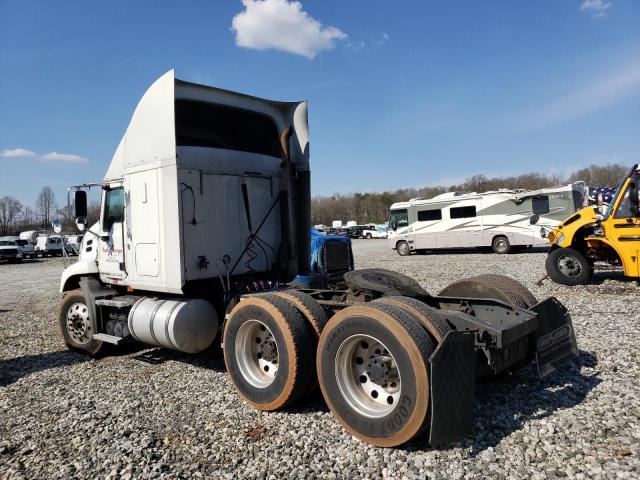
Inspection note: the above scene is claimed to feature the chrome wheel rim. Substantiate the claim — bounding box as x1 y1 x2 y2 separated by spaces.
495 239 508 253
558 255 582 277
335 334 401 418
66 302 92 344
235 320 279 388
398 243 409 255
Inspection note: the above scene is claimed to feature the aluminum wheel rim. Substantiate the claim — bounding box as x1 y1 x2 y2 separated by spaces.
496 239 508 252
66 302 91 344
558 255 582 277
235 320 279 388
398 243 409 255
335 334 401 418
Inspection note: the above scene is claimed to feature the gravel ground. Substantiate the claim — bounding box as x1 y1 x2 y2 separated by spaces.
1 242 639 479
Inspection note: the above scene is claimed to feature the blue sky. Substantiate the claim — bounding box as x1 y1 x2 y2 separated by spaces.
1 0 639 208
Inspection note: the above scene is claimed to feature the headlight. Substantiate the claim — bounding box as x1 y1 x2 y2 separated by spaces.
554 234 565 245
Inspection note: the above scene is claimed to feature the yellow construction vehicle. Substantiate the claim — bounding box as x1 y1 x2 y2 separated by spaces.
532 164 640 285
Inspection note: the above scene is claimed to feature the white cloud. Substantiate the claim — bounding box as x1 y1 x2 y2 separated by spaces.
0 148 36 157
40 152 89 163
521 65 640 129
374 32 390 46
231 0 347 59
579 0 612 18
0 147 89 163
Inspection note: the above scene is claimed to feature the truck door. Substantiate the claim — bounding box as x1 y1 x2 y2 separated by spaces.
607 183 640 277
98 185 127 281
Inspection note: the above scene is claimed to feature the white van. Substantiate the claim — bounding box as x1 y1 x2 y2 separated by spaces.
1 236 35 259
388 183 587 255
35 235 64 257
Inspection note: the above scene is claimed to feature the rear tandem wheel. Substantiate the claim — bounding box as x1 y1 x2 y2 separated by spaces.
317 303 436 447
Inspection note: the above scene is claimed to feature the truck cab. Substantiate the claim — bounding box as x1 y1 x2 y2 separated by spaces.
541 164 640 285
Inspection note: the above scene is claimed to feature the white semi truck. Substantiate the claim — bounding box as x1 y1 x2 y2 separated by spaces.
58 71 578 447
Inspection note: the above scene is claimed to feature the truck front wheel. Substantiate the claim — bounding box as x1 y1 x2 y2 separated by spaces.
546 247 592 286
317 303 435 447
57 289 103 355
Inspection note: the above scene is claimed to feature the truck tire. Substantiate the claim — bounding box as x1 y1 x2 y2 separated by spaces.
223 294 315 411
317 303 436 447
365 232 372 239
396 241 410 256
492 236 511 254
57 289 103 355
545 247 592 286
438 275 533 309
274 290 328 338
472 274 538 308
373 296 451 343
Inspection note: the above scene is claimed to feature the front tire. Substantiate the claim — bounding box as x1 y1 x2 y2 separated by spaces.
396 241 410 256
317 303 435 447
365 233 372 239
57 289 103 355
546 247 591 286
223 294 316 411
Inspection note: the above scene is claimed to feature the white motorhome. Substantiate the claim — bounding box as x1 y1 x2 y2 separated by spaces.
388 183 587 255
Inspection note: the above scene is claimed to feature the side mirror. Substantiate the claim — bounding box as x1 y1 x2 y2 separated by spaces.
390 218 397 230
74 190 88 218
75 216 87 232
530 214 540 225
52 219 62 234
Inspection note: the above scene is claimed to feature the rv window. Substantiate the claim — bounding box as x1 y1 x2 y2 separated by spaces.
417 209 442 222
450 206 476 219
389 209 408 229
175 100 281 158
532 196 550 215
103 188 125 231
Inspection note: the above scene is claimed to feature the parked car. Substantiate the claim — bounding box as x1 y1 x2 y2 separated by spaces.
35 235 64 257
1 236 36 258
0 239 23 263
362 226 388 239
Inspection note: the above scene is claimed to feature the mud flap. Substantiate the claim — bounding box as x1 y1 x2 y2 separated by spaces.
428 330 475 445
529 297 579 377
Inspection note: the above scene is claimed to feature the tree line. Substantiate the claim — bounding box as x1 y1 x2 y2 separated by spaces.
0 163 629 235
310 163 629 226
0 186 100 236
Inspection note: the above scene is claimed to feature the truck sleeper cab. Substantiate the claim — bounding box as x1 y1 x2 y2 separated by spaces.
57 71 579 448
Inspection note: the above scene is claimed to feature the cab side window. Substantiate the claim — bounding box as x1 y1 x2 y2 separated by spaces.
614 188 633 219
103 188 125 230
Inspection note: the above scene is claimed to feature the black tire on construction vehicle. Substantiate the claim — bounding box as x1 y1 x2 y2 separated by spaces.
317 303 436 447
396 241 410 256
491 236 511 254
223 294 316 411
57 289 103 355
545 247 592 286
438 275 534 310
373 296 452 343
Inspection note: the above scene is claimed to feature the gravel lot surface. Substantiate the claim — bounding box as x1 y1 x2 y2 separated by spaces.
1 241 639 479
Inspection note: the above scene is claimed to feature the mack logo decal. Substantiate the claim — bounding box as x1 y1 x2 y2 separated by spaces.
537 325 571 352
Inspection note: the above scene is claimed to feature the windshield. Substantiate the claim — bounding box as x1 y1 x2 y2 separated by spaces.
389 209 408 230
15 240 28 246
